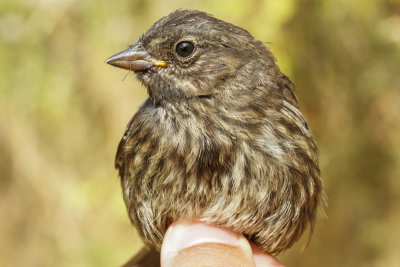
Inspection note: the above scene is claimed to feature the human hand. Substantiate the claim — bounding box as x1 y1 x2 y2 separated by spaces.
160 221 284 267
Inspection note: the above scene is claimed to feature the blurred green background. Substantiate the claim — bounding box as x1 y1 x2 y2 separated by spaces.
1 0 400 266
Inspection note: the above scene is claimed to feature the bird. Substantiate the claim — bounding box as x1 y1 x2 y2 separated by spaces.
106 9 324 264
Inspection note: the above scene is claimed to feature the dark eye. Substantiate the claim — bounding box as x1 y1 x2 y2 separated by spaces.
175 41 195 57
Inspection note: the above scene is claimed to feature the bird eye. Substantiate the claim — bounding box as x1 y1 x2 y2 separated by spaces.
175 41 195 57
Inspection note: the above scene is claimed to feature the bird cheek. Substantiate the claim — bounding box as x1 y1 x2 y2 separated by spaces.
198 59 240 91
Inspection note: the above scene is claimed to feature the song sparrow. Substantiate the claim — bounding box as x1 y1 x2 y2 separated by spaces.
106 9 323 258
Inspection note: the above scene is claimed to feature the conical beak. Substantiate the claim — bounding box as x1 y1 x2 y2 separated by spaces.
105 43 167 71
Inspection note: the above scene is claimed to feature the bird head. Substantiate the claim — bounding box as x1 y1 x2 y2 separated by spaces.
106 10 278 105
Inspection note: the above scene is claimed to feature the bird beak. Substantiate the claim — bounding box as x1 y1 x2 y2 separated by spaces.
105 43 167 71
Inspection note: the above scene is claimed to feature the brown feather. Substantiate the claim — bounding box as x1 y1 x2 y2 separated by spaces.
110 9 325 255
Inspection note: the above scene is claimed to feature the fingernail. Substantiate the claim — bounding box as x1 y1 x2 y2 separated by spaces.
251 243 285 267
161 221 240 265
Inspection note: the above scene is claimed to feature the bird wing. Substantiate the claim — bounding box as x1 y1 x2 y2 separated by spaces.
279 73 299 108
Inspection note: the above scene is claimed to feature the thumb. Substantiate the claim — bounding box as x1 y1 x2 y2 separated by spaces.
160 221 284 267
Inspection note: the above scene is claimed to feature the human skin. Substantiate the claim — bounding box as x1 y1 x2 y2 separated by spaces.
161 221 284 267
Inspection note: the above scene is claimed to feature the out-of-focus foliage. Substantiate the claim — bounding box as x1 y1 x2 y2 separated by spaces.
1 0 399 266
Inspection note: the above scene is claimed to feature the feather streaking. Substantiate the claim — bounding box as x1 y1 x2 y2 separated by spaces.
108 9 324 254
